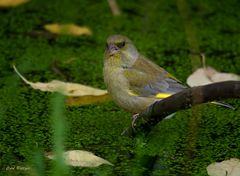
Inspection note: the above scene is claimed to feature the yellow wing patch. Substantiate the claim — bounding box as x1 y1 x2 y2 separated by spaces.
128 91 172 99
155 93 171 99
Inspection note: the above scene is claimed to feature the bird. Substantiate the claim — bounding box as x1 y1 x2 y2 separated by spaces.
103 34 233 117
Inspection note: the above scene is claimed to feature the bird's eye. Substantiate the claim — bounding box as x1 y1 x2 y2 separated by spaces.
115 41 125 48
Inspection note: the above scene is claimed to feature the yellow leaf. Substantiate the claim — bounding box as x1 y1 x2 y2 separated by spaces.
66 94 112 106
47 150 113 167
44 23 92 36
13 65 111 106
0 0 29 7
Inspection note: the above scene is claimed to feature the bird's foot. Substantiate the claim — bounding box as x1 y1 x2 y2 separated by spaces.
131 113 139 128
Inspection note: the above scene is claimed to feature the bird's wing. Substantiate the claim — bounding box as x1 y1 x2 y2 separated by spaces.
123 55 186 98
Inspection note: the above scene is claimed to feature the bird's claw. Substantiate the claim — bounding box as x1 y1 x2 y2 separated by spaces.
131 113 139 128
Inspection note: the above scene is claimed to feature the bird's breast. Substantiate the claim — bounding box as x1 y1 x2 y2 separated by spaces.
103 65 154 113
103 66 129 97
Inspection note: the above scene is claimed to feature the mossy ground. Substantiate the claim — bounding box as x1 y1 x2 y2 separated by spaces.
0 0 240 175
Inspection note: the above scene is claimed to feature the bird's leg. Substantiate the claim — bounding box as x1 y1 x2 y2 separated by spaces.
131 113 140 128
120 114 139 136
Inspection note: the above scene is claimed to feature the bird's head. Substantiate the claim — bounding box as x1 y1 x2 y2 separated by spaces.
104 35 139 67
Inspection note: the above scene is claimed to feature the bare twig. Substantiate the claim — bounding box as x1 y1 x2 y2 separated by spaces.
123 81 240 137
107 0 121 16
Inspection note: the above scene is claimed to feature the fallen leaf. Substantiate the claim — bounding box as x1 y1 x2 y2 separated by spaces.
186 68 213 87
0 0 29 7
44 23 92 36
207 158 240 176
47 150 113 167
66 94 112 106
205 67 240 82
187 66 240 87
14 65 107 96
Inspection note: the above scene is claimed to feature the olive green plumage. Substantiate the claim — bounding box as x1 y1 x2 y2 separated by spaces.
103 35 186 113
103 35 234 113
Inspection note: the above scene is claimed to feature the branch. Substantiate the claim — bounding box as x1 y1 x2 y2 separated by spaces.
123 81 240 137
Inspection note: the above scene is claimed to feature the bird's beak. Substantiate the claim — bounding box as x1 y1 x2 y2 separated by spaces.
107 43 119 56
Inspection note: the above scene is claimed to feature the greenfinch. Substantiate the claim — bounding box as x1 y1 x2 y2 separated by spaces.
103 35 232 114
103 35 187 113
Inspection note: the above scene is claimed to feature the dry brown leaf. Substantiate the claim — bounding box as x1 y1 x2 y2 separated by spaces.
207 158 240 176
13 65 107 96
0 0 29 7
44 23 92 36
187 66 240 87
47 150 113 167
